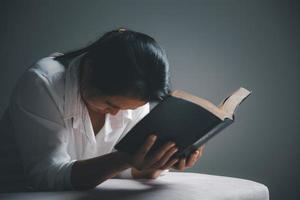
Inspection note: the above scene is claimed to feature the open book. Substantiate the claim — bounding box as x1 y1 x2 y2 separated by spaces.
115 87 251 158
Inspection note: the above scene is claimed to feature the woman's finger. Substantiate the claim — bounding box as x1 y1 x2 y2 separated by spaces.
136 134 157 159
148 170 163 179
196 145 205 160
152 146 178 169
160 158 179 170
177 158 186 171
145 140 176 167
186 151 199 167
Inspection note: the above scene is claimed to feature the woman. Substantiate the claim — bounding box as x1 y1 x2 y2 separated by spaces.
0 28 204 191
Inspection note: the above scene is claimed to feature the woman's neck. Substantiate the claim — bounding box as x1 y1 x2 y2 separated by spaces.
86 106 106 136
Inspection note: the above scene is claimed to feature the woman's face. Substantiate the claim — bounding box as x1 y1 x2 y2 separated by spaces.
84 95 147 115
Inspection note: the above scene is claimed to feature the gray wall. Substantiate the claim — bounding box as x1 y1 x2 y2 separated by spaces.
0 0 299 199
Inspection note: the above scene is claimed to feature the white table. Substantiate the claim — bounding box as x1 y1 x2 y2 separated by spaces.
0 172 269 200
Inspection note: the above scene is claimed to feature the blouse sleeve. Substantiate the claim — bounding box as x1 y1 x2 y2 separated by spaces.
8 69 75 191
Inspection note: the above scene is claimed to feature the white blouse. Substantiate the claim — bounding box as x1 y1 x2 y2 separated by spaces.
0 53 151 191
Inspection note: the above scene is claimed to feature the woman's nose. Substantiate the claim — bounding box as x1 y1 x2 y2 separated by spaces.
109 108 120 115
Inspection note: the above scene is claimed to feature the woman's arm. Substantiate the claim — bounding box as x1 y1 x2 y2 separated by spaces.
71 151 130 190
71 135 178 190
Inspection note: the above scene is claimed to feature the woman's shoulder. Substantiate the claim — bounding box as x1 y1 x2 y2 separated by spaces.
30 52 66 79
28 52 68 99
9 53 68 117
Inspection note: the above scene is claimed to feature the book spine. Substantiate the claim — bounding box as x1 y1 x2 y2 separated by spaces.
178 118 233 158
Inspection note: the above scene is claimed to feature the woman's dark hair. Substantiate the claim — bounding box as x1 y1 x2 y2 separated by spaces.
54 28 171 102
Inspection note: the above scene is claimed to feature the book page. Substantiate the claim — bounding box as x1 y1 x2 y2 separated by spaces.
171 88 251 120
171 90 227 120
218 87 251 117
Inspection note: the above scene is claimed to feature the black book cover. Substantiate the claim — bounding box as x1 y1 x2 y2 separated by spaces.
115 95 232 158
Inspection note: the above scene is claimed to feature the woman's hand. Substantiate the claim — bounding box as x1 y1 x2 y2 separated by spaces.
131 168 165 179
172 145 205 171
122 134 179 178
131 145 205 179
